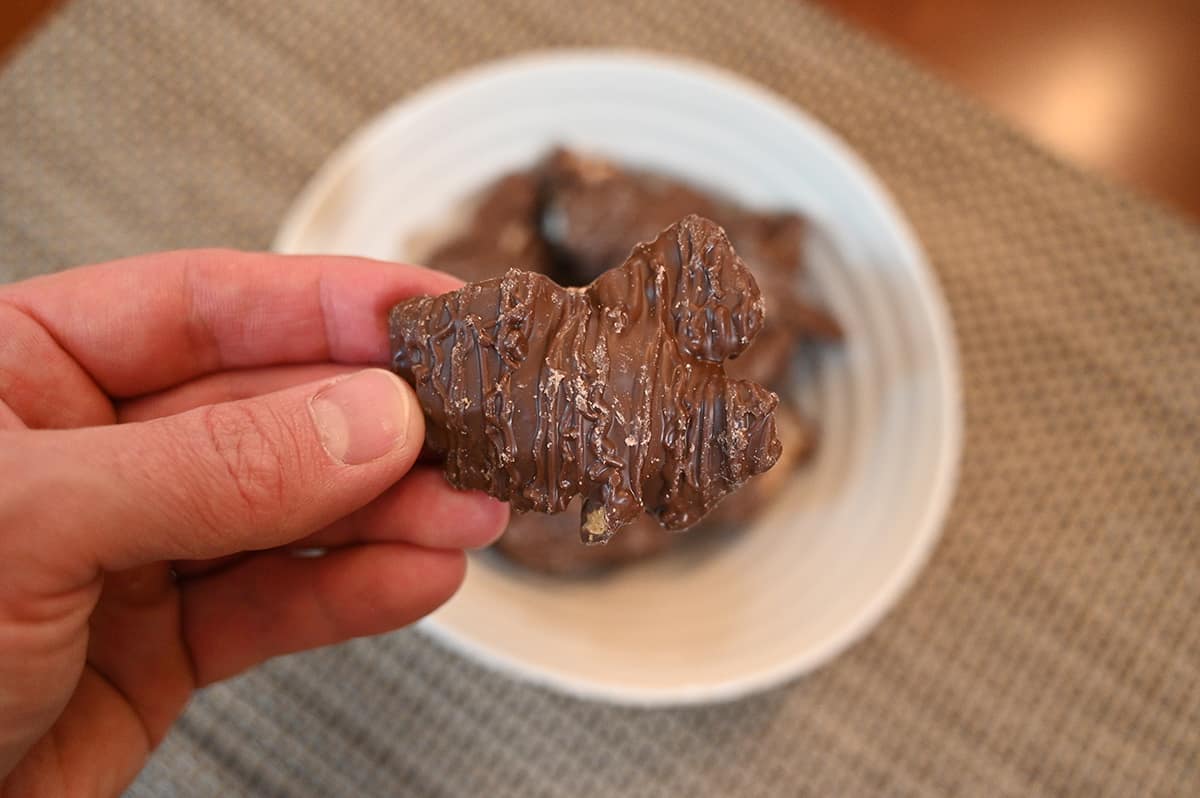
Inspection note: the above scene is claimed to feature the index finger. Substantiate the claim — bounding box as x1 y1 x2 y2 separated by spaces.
0 249 461 398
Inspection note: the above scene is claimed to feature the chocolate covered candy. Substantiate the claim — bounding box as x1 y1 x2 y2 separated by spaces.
540 149 728 281
390 215 782 543
541 149 842 344
424 172 554 281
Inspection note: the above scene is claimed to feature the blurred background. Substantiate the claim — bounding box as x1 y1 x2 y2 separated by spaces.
3 0 1198 222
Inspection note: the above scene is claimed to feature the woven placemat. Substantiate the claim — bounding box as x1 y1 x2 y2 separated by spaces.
3 1 1198 795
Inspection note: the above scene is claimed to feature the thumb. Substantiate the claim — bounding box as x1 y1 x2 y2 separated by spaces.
28 368 425 572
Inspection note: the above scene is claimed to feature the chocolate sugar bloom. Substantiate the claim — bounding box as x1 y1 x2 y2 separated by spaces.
390 215 783 543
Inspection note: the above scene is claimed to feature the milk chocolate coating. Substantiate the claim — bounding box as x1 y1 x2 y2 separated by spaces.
700 402 812 525
542 149 842 343
391 215 783 542
495 402 810 573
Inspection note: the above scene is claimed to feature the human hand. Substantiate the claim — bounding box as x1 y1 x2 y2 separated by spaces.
0 250 509 796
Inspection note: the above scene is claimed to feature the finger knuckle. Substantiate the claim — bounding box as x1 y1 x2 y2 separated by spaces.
195 403 296 524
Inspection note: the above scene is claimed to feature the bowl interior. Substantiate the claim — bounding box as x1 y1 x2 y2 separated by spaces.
275 51 961 705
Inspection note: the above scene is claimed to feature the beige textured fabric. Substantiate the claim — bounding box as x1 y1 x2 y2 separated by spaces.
3 1 1198 795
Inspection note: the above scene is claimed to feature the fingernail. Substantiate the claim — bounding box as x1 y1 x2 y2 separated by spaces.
310 369 413 465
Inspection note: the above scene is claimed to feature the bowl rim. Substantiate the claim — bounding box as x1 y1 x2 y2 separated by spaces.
275 48 963 707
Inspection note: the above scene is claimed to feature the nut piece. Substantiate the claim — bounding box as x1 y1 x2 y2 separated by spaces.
390 215 782 543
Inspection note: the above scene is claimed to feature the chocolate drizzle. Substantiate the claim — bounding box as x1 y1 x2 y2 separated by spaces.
391 215 782 543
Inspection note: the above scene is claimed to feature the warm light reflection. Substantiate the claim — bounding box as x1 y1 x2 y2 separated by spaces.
997 32 1149 165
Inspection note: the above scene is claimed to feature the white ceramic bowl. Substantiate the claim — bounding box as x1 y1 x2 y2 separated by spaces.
275 51 962 706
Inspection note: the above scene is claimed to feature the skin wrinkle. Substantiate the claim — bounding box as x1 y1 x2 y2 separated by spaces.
0 324 21 409
45 727 67 797
0 442 102 596
179 254 225 384
0 582 93 784
184 401 313 552
10 726 68 798
264 399 329 530
86 417 235 571
0 404 23 431
6 263 174 400
170 554 246 581
75 436 176 573
169 389 350 561
198 404 268 525
0 563 99 631
180 575 255 688
86 566 196 739
315 271 339 365
114 364 356 424
84 668 154 764
308 558 348 645
0 300 114 429
238 400 300 522
174 612 202 708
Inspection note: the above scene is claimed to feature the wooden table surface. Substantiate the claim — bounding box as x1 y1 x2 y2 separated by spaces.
4 0 1199 222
